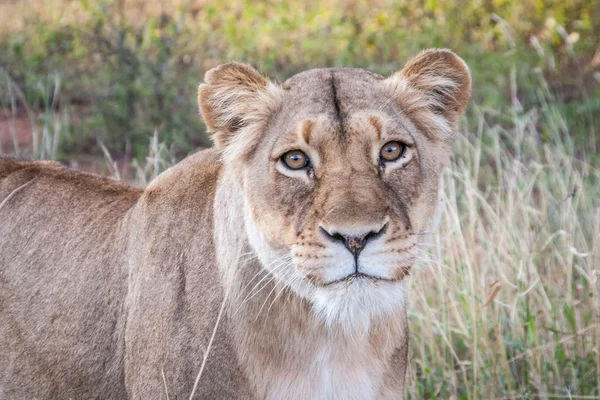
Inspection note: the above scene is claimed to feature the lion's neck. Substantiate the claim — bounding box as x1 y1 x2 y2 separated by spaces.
225 259 407 400
213 171 407 399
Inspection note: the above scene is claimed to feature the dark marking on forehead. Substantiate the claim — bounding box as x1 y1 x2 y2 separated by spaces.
274 67 393 146
330 71 347 137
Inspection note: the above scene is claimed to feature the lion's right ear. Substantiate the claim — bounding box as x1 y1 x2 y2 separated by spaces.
198 62 278 150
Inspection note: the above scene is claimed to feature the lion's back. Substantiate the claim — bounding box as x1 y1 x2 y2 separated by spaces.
0 156 141 398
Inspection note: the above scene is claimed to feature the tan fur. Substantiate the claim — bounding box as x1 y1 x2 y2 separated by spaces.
0 49 470 399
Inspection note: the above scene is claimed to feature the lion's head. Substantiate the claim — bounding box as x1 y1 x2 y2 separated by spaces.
199 49 471 329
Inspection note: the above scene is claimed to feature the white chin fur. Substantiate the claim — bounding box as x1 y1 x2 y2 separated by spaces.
312 279 406 334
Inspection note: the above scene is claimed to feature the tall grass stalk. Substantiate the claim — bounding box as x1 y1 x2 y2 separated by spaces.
406 100 599 398
0 70 64 160
133 130 176 187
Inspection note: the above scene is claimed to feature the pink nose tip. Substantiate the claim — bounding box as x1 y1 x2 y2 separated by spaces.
345 235 368 253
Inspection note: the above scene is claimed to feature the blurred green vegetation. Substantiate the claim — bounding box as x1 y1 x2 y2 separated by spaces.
0 0 598 163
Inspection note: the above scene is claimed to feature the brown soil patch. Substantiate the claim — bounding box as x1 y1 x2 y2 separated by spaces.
0 113 33 153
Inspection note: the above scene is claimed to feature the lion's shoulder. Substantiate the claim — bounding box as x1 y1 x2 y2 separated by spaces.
140 147 222 211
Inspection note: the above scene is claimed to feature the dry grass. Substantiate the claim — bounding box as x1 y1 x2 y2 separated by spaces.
405 106 599 397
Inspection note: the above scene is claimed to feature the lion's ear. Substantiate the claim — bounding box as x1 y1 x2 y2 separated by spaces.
198 62 274 149
395 49 471 128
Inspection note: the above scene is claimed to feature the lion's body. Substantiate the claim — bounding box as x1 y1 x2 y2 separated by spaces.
0 151 252 398
0 50 470 399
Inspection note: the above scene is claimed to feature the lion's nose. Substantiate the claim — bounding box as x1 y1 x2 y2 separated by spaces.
319 222 388 259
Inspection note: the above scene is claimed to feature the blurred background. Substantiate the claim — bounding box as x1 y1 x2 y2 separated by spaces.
1 1 599 398
1 0 598 175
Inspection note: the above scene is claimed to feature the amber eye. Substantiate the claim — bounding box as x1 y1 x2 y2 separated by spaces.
281 150 309 170
380 141 406 162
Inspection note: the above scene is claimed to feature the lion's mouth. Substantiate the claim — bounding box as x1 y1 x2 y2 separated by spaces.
322 272 401 286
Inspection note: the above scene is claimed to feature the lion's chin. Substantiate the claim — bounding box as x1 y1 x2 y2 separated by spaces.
309 277 406 334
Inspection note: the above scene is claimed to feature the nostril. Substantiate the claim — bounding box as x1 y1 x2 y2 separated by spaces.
364 221 388 242
319 226 345 244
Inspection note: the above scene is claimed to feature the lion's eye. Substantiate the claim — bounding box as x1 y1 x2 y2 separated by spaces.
281 150 309 170
380 141 406 162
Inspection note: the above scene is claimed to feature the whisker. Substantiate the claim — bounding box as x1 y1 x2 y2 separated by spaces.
233 260 292 315
236 253 290 295
255 269 296 321
266 275 297 316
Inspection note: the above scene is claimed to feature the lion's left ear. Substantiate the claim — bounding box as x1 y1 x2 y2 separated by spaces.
198 62 279 150
393 49 471 128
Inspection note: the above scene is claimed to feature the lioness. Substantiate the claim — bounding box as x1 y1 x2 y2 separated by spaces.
0 49 470 399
